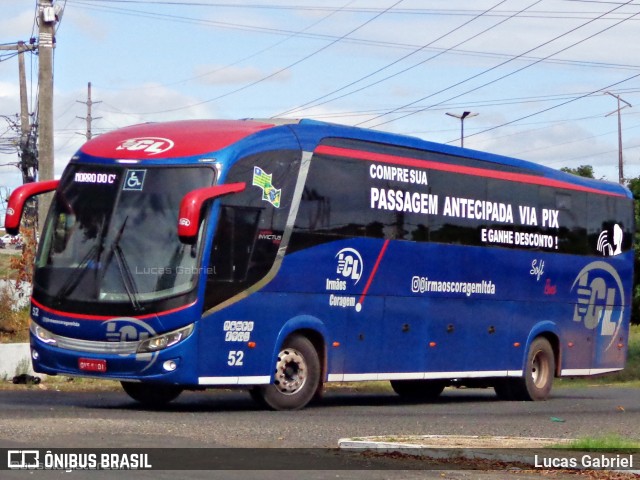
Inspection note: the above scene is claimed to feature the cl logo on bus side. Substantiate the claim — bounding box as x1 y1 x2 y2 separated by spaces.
116 137 174 156
571 261 625 350
336 248 363 285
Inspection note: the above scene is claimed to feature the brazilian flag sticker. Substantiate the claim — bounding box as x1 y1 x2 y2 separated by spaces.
252 166 281 208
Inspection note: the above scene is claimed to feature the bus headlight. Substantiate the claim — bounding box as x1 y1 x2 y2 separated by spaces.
137 324 194 353
32 324 58 346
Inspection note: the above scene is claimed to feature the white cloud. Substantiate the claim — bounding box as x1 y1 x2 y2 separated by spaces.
0 9 35 40
0 81 20 109
63 8 108 42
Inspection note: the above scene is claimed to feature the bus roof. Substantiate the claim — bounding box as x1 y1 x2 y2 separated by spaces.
292 119 632 199
75 118 631 199
79 119 278 159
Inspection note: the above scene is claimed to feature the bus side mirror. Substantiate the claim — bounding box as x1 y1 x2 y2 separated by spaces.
178 182 246 244
4 180 60 235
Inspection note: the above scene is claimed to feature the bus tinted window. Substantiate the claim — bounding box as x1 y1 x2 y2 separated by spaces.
204 150 301 309
290 138 633 256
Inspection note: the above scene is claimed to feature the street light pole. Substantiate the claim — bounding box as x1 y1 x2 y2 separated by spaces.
604 92 631 185
446 111 479 148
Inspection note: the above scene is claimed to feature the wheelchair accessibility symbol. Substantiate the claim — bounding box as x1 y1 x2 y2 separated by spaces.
123 169 146 191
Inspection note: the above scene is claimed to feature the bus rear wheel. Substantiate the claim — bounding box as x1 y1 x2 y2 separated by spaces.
121 381 183 407
390 379 446 401
495 337 555 401
252 334 320 411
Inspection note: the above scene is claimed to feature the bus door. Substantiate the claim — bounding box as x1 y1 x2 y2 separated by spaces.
207 205 262 294
197 148 303 378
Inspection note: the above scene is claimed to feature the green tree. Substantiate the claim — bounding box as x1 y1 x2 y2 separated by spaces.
563 166 638 325
626 177 640 325
560 165 595 178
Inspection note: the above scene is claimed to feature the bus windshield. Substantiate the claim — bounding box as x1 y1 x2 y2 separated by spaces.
34 165 215 314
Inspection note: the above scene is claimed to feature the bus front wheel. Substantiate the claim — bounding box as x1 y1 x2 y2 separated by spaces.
121 381 183 407
252 334 321 411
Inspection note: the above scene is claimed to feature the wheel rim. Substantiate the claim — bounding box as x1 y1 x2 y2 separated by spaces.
274 348 307 395
530 349 549 388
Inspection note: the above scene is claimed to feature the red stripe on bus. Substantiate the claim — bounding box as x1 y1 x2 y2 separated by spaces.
314 145 625 198
31 297 197 321
358 239 390 309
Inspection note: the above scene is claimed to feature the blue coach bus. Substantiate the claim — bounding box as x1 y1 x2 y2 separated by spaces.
5 119 634 410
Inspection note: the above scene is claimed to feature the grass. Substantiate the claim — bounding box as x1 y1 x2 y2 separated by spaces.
0 251 19 279
325 381 392 393
555 434 640 452
0 375 122 392
0 276 31 343
0 247 32 343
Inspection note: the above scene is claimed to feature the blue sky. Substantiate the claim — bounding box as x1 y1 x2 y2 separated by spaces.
2 0 640 198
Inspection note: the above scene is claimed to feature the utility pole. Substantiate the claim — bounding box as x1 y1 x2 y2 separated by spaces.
604 92 632 185
0 41 37 183
77 82 101 141
18 41 38 185
37 0 60 228
18 42 30 156
446 111 479 148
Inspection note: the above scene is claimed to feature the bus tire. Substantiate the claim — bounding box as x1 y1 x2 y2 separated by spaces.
509 337 555 401
248 387 268 408
390 380 446 401
253 334 321 411
121 381 183 407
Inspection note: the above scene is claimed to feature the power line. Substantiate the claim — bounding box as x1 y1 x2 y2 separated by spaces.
66 0 640 73
362 0 640 128
63 0 640 20
94 0 359 92
288 89 617 121
467 72 640 141
510 121 640 157
274 0 540 118
97 0 405 115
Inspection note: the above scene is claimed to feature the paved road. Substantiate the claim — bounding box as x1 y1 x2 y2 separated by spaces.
0 385 638 479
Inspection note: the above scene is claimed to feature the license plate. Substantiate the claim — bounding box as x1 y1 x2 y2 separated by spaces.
78 358 107 373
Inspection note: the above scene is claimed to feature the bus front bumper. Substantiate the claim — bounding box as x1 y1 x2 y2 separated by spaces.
29 322 198 384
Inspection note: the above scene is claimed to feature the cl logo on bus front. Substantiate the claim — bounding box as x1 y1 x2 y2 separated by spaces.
116 137 175 156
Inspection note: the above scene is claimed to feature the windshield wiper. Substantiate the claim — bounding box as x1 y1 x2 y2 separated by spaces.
53 217 108 305
113 241 143 312
53 244 99 305
102 217 143 312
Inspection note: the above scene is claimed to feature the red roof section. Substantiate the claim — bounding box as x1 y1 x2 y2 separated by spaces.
79 119 275 159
